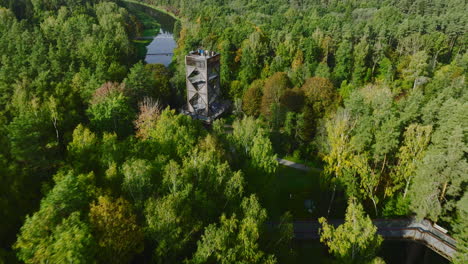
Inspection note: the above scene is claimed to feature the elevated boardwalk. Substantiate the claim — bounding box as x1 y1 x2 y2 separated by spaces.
268 161 457 259
280 218 457 260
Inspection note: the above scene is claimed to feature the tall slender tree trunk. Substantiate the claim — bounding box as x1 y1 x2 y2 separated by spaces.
52 117 59 143
439 181 448 201
403 175 413 198
371 196 378 216
380 154 387 174
371 61 377 77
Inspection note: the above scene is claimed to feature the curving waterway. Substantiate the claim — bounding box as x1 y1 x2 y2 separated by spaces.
143 7 177 66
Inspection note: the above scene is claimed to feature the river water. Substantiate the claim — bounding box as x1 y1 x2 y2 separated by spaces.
141 6 177 66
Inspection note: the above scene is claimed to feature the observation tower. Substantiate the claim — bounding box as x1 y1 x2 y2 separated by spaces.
183 49 227 123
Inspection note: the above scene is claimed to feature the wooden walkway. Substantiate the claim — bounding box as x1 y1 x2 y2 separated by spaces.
269 218 457 260
268 146 457 259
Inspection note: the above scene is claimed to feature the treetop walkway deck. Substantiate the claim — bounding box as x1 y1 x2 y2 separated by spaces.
272 218 457 260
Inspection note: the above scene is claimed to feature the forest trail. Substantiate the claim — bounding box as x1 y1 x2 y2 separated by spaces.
276 158 312 172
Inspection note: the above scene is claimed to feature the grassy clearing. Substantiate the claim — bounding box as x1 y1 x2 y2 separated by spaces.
261 164 346 220
262 165 321 220
260 165 345 263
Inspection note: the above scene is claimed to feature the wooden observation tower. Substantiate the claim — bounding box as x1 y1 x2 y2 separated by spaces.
184 49 227 123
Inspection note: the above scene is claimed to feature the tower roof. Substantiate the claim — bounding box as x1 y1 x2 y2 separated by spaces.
187 49 219 59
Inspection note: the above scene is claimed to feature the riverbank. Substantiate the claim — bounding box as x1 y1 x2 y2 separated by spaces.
124 1 160 60
123 0 180 21
123 0 177 65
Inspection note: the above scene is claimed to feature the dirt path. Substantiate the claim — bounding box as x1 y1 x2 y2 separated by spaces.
276 158 312 172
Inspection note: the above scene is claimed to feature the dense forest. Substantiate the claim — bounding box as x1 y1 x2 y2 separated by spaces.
0 0 466 263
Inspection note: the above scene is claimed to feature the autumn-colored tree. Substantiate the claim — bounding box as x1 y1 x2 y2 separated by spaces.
91 82 125 105
134 97 162 139
301 76 336 117
243 79 264 116
89 196 144 264
260 72 291 118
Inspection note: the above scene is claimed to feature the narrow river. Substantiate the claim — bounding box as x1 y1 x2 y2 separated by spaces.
126 2 178 66
143 7 177 66
145 31 176 66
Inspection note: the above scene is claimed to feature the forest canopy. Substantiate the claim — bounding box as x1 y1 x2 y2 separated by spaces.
0 0 466 263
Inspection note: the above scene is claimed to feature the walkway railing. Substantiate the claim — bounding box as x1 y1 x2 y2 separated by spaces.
270 160 458 259
269 218 457 260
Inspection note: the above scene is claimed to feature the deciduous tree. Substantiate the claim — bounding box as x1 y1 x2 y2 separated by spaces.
319 198 383 263
231 116 278 175
122 158 154 207
190 195 276 264
243 79 264 116
15 170 95 263
301 76 336 117
260 72 291 119
89 196 144 264
134 97 162 139
388 124 432 198
87 84 135 137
